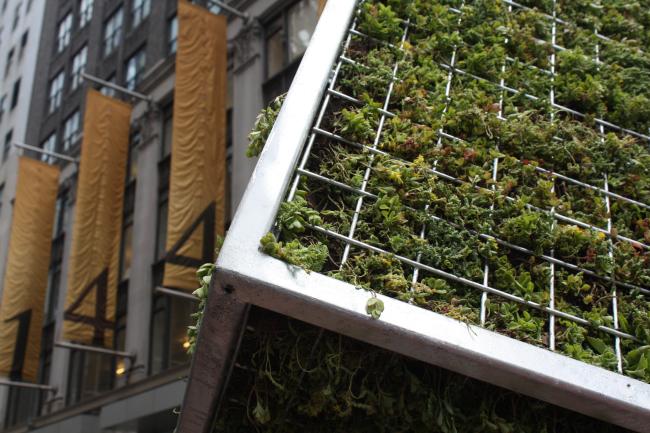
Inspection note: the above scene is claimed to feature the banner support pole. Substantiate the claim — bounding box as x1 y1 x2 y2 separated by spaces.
155 286 199 302
54 341 136 360
208 0 249 20
12 142 79 163
0 380 56 392
81 73 152 103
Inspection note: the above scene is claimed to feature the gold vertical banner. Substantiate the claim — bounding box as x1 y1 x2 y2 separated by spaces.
0 158 59 382
163 1 227 291
62 89 132 347
318 0 327 16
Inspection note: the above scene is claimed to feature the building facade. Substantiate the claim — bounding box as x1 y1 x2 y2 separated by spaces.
0 0 48 332
0 0 48 423
0 0 320 431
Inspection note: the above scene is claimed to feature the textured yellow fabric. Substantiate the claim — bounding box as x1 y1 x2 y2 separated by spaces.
62 90 131 347
163 1 227 291
0 158 59 382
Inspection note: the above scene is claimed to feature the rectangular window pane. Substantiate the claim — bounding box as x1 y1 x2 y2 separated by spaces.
156 200 168 259
10 78 20 109
63 111 80 150
49 72 64 113
71 46 87 91
125 48 146 91
287 0 318 63
120 224 133 281
57 13 72 53
266 26 284 78
150 296 168 375
79 0 93 28
104 8 123 56
168 15 178 54
3 129 13 162
41 133 57 163
132 0 150 28
169 297 194 367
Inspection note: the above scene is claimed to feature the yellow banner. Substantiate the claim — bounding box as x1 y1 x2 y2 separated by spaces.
0 158 59 382
62 89 131 347
318 0 327 15
163 1 227 291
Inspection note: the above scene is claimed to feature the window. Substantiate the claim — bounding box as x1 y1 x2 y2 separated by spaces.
263 0 319 102
18 30 27 59
120 132 139 282
125 47 146 91
150 295 195 375
5 388 39 428
12 2 21 31
57 13 72 53
103 7 123 56
131 0 150 28
5 47 14 77
71 45 87 91
62 110 80 151
26 0 32 13
168 15 178 54
41 133 57 164
0 94 6 123
3 129 12 162
1 0 7 13
10 78 20 110
48 71 64 113
44 189 66 322
67 351 113 405
101 73 116 97
79 0 93 28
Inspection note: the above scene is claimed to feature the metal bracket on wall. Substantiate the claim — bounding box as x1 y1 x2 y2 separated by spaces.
0 380 57 393
54 341 136 360
81 73 154 105
12 142 79 164
208 0 250 21
155 286 199 302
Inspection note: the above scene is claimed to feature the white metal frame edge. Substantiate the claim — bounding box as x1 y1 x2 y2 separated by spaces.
215 1 650 431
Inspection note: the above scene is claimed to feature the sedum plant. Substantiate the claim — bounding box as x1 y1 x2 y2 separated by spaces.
253 0 650 386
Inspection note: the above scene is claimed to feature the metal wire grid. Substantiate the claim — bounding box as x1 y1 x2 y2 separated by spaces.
506 0 650 65
275 0 649 369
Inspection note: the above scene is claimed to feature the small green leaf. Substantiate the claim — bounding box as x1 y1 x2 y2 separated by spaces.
366 297 385 320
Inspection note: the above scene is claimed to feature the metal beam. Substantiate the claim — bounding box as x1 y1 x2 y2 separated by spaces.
0 380 56 392
55 341 135 360
12 142 78 163
208 0 249 20
81 72 152 102
176 279 250 433
155 286 199 302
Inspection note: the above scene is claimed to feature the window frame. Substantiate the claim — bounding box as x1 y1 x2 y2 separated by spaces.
56 13 73 53
10 77 20 110
79 0 93 28
70 45 87 91
3 129 13 162
103 7 123 57
125 46 147 91
48 71 65 114
168 15 178 55
131 0 151 29
62 110 81 151
262 0 319 103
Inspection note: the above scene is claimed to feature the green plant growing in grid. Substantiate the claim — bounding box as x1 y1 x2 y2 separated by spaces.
254 0 650 386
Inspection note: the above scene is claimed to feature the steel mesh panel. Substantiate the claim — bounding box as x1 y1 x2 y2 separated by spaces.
216 0 650 428
269 0 650 382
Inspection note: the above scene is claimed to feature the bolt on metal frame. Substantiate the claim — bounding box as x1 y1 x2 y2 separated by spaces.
213 0 650 431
